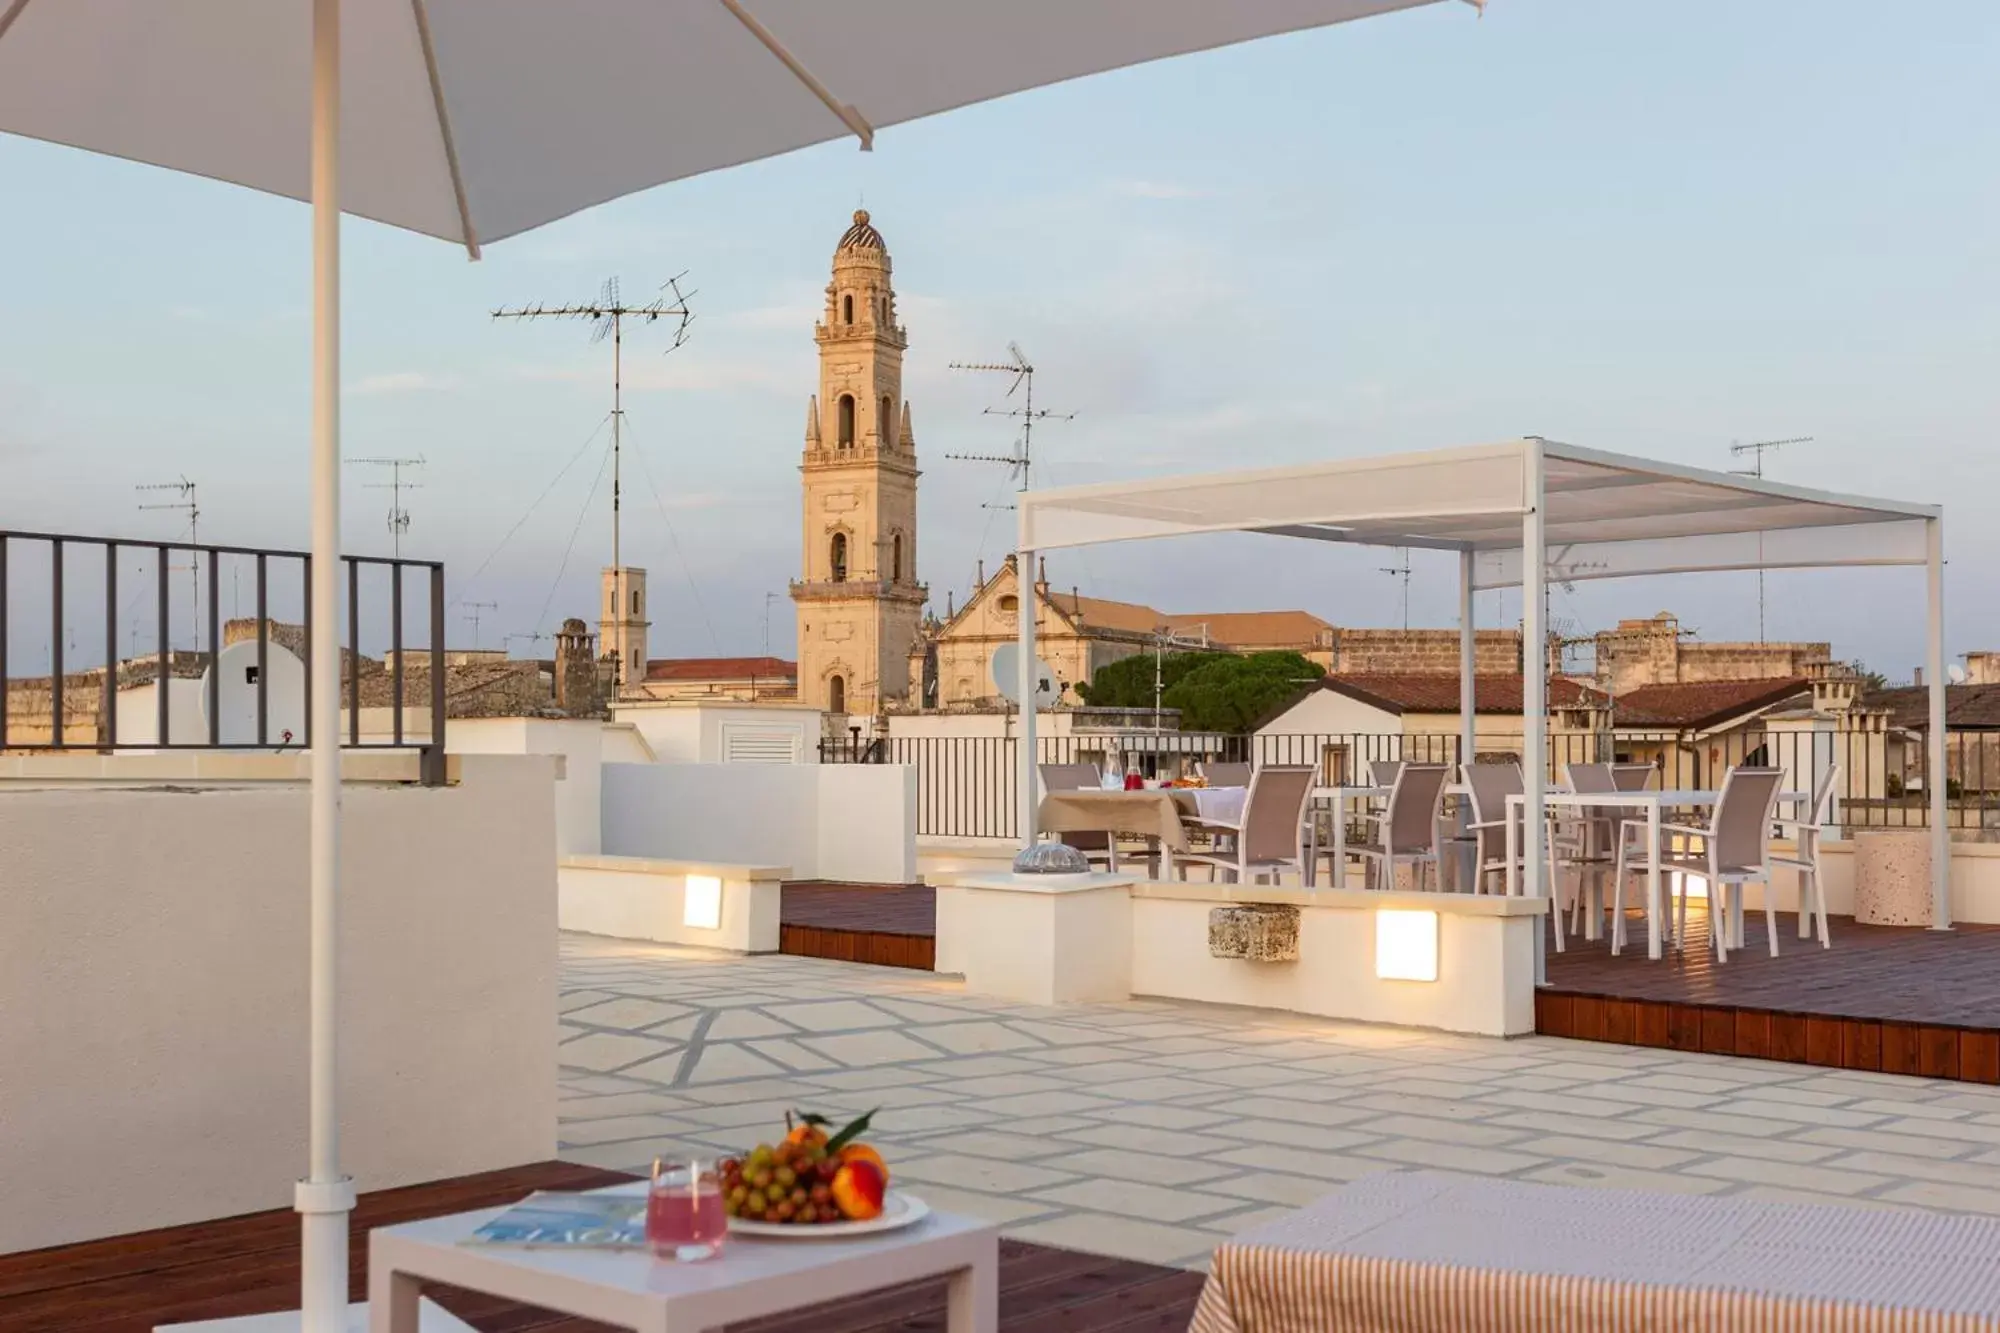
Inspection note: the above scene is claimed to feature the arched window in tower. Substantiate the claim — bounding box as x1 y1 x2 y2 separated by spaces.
830 532 848 582
842 293 853 324
838 394 855 448
881 394 894 444
828 674 846 714
629 589 640 615
891 533 903 582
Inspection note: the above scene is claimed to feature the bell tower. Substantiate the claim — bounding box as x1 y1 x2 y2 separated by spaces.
792 210 926 717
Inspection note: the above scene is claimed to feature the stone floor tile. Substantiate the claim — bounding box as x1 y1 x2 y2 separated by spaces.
703 1010 802 1040
1823 1151 2000 1189
675 1077 835 1104
1632 1107 1798 1138
805 1029 947 1067
1347 1115 1527 1148
910 1022 1048 1055
740 1038 845 1073
1084 1076 1234 1102
681 1044 793 1085
892 1154 1078 1194
1005 1021 1127 1047
875 1104 1002 1133
1538 1081 1722 1111
1354 1139 1546 1175
1038 1147 1238 1187
894 1184 1065 1225
1509 1135 1701 1171
1618 1073 1753 1097
557 989 624 1013
1791 1126 1974 1159
559 1033 681 1075
758 999 898 1032
558 1114 704 1148
1875 1180 2000 1215
1207 1144 1401 1182
1683 1155 1893 1195
560 1091 694 1120
905 1055 1051 1079
1480 1111 1669 1143
1204 1170 1362 1206
1521 1163 1735 1195
679 1098 848 1130
1060 1123 1234 1158
1644 1129 1843 1164
1008 1213 1219 1269
1200 1205 1303 1235
1018 1045 1143 1067
1182 1097 1377 1128
1182 1065 1330 1090
803 1067 940 1092
937 1073 1076 1098
1705 1098 1889 1129
1031 1179 1244 1224
998 1115 1104 1137
1205 1119 1379 1153
1862 1117 2000 1148
1335 1091 1503 1123
912 1130 1085 1162
975 1090 1122 1117
1478 1088 1681 1121
561 997 693 1031
1077 1103 1233 1132
1845 1098 1971 1121
1726 1083 1866 1109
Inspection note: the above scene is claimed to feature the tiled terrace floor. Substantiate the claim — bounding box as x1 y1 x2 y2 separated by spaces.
559 935 2000 1270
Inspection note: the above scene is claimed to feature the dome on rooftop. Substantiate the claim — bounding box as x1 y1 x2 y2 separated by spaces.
837 209 885 253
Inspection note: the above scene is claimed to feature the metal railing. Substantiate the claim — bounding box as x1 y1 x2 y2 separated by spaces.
823 725 1989 841
0 528 447 785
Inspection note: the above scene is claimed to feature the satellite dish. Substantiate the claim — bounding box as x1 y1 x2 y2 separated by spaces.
1949 664 1969 685
990 643 1057 707
202 639 308 746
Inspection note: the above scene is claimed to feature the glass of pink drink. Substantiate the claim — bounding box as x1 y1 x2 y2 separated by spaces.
647 1159 727 1261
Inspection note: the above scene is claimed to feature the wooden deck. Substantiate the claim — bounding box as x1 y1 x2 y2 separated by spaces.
0 1162 1204 1333
1541 905 2000 1082
781 882 936 971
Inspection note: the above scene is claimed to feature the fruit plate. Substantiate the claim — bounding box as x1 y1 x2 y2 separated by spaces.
729 1191 929 1239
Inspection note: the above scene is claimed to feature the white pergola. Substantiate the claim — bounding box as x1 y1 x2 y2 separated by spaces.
1013 437 1950 931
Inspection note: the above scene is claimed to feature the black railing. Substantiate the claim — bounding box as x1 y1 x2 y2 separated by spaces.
823 725 1987 841
0 529 447 785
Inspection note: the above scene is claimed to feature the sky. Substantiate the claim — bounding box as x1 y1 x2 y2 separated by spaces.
2 0 1995 681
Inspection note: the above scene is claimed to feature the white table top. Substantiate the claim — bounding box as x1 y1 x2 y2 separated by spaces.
369 1182 994 1327
1511 788 1805 808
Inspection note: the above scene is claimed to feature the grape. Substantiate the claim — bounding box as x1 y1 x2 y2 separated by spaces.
774 1165 797 1189
790 1185 809 1207
774 1200 796 1222
810 1183 832 1205
744 1188 767 1213
748 1167 773 1191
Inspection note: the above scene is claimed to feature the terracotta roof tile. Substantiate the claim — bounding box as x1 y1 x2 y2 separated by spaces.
1613 678 1809 729
1867 684 2000 730
644 656 797 682
1320 673 1609 715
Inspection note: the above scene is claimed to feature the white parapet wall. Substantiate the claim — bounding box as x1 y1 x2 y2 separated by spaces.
0 753 558 1255
602 762 915 884
558 854 786 952
932 873 1544 1038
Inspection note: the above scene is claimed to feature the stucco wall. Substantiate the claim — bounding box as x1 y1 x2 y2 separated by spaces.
602 762 915 884
0 754 558 1253
449 715 603 856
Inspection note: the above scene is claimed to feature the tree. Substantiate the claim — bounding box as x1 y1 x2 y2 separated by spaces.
1078 650 1324 733
1846 660 1889 692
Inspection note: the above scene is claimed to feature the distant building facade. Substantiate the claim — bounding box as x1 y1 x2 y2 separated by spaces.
1592 612 1832 694
791 210 927 720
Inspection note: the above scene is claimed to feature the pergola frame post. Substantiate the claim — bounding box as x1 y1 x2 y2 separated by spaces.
1018 545 1038 853
1928 516 1950 930
1458 549 1477 776
1521 443 1547 983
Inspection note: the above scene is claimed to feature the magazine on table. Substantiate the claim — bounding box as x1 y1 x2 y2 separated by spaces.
463 1190 647 1250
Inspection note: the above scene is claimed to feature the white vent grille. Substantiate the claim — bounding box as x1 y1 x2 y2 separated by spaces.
721 725 803 764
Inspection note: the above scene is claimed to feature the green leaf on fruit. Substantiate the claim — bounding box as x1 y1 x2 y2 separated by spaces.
824 1107 878 1155
796 1111 834 1128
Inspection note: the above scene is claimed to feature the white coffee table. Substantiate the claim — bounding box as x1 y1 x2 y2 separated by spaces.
366 1184 998 1333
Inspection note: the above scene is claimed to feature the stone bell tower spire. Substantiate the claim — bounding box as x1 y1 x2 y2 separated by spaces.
791 211 926 718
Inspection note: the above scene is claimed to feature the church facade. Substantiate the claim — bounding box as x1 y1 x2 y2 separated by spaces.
790 211 928 717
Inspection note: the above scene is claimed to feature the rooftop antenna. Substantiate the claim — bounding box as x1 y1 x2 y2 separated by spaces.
763 591 785 660
462 600 499 650
494 273 696 692
347 455 425 559
1379 550 1413 631
1729 435 1813 643
947 342 1074 511
1151 622 1210 733
135 475 200 649
504 630 551 658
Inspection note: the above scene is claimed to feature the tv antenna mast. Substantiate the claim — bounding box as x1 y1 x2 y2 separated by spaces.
1151 622 1211 732
1379 550 1413 631
136 475 200 649
946 342 1074 510
462 600 499 650
494 274 695 691
347 455 425 559
1729 435 1812 642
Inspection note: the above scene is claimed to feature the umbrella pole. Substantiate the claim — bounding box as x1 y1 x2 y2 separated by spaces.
298 1 354 1330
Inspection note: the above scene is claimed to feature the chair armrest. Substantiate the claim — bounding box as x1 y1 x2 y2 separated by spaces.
1619 819 1712 839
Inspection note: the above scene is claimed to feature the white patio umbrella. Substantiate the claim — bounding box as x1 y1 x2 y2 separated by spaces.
0 1 1470 1327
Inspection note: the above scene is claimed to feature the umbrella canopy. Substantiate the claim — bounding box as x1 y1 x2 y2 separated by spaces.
1 1 1466 1326
0 0 1447 252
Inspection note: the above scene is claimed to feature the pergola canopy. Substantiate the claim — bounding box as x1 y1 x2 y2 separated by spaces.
1016 438 1938 589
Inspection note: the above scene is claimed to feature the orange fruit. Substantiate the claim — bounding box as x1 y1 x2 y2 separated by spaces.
785 1123 828 1149
837 1142 889 1184
830 1158 886 1220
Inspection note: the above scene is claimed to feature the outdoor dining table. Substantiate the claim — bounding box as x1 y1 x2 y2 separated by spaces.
1503 787 1804 961
1036 786 1247 875
1190 1169 2000 1333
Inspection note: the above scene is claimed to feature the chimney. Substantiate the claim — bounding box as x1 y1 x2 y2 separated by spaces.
1914 667 1925 687
554 617 601 715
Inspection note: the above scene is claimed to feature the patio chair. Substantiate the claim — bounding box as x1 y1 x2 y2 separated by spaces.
1038 762 1119 870
1611 763 1657 791
1613 766 1786 961
1173 764 1316 885
1770 764 1839 949
1200 761 1252 789
1350 763 1451 892
1552 763 1620 939
1453 761 1526 897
